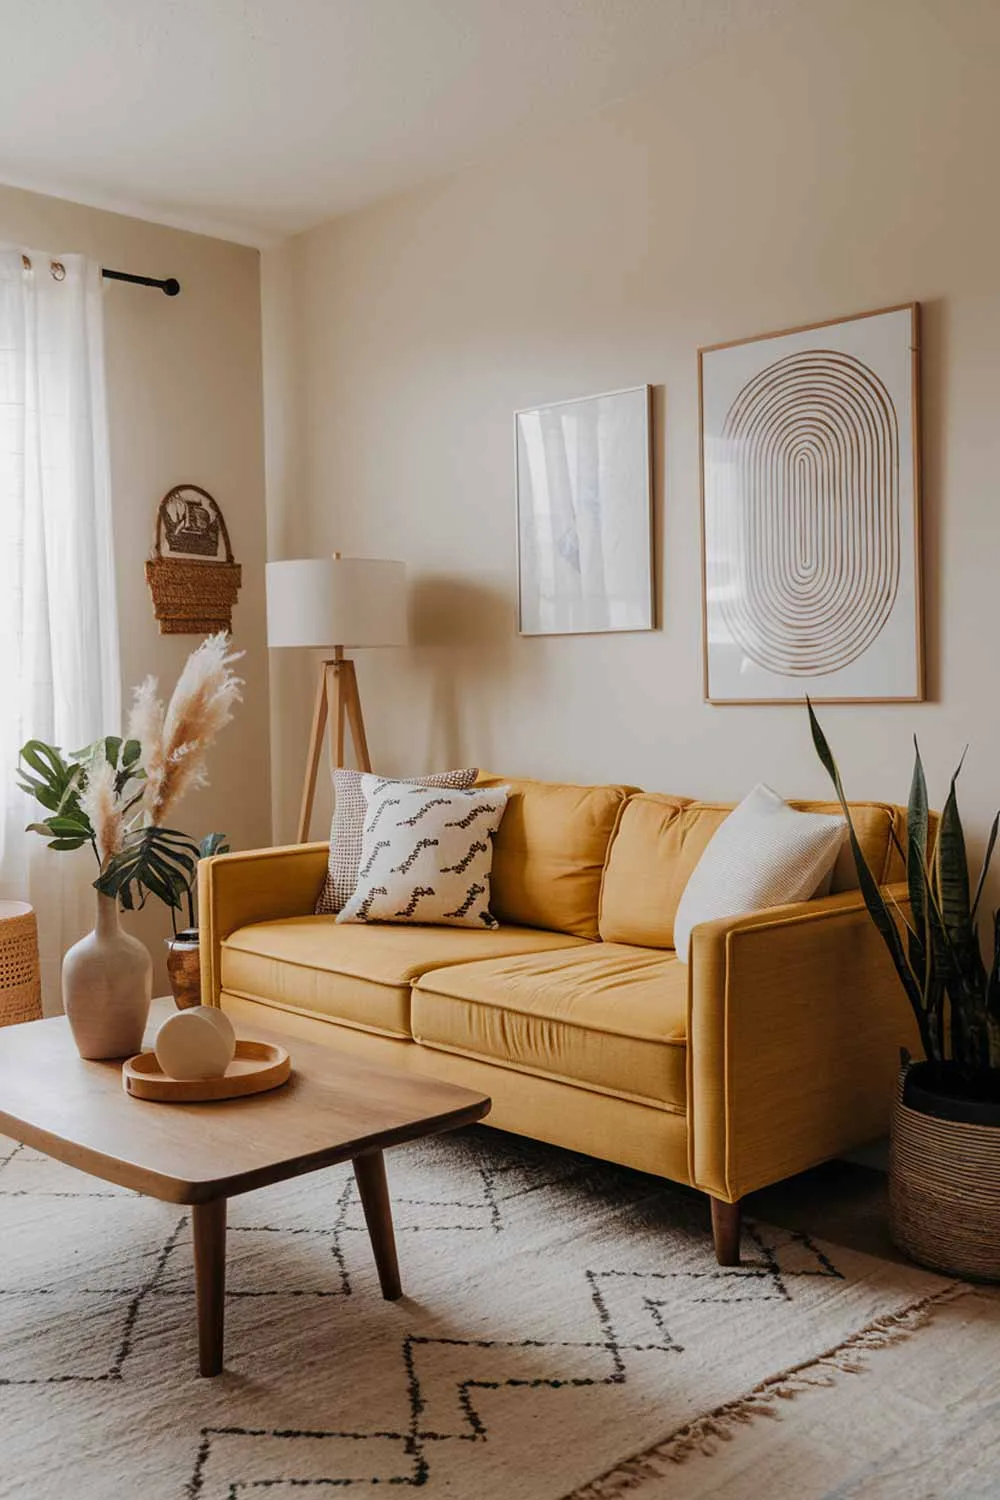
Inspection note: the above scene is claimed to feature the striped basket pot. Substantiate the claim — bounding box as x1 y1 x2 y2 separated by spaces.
889 1065 1000 1282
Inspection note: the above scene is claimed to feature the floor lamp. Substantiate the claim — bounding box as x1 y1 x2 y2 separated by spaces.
266 555 407 843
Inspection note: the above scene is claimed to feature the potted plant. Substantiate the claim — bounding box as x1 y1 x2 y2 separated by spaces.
18 635 242 1049
145 832 230 1009
808 703 1000 1280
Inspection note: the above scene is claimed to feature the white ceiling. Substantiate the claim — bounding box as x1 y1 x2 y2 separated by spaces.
0 0 790 247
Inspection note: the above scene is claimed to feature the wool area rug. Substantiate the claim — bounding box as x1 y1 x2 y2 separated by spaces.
619 1284 999 1500
0 1126 950 1500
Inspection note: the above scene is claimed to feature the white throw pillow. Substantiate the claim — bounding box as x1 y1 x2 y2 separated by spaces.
673 785 846 963
337 778 510 929
315 766 479 914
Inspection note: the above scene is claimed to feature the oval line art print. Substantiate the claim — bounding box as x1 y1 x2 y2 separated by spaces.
712 348 901 678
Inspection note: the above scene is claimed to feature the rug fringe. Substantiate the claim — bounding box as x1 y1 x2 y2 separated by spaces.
564 1282 967 1498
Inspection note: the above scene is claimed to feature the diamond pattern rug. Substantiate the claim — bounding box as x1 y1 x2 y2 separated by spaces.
0 1126 947 1499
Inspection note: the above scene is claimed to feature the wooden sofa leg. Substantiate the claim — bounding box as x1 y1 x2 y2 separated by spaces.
710 1197 742 1266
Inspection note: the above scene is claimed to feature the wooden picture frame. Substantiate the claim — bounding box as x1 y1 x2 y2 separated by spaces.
698 303 924 704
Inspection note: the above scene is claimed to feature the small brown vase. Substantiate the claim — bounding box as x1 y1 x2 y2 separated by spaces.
165 928 201 1010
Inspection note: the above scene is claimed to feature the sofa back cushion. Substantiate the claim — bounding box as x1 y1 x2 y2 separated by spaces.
476 774 634 939
599 793 899 949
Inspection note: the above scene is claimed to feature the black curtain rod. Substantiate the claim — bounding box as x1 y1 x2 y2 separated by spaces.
102 267 180 296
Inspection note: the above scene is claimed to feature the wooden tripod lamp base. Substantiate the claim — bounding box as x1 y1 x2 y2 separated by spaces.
266 554 408 846
297 648 372 844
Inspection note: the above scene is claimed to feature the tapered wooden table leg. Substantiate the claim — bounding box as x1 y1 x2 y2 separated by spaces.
353 1150 402 1300
192 1198 227 1376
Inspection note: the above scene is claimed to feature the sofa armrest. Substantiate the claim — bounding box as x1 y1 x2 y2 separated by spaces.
686 883 919 1202
198 843 330 1006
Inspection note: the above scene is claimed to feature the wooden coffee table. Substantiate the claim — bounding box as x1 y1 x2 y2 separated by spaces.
0 999 490 1376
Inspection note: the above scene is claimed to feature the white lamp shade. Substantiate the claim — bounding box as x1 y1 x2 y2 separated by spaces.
266 557 407 649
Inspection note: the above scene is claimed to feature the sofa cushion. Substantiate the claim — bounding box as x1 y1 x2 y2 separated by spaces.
221 918 586 1038
476 774 635 939
316 766 479 915
412 943 688 1111
600 793 897 949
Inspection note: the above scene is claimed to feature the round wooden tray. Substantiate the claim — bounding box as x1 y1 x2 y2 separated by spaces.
122 1039 291 1103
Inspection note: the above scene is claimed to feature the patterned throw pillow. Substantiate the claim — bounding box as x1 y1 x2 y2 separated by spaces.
337 778 510 929
315 767 478 914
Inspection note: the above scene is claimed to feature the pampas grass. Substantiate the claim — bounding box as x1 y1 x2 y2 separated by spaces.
79 753 124 868
129 633 244 827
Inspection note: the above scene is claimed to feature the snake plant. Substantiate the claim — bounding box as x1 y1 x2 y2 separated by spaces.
808 702 1000 1086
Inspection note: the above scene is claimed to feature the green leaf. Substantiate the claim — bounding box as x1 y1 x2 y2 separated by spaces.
122 739 142 768
199 831 230 858
139 865 184 909
20 740 65 780
971 811 1000 926
47 836 88 851
807 699 934 1058
103 735 123 767
30 786 63 812
936 758 972 938
46 815 92 836
906 739 929 941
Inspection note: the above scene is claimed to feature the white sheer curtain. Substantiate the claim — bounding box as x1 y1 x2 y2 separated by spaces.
0 248 121 1008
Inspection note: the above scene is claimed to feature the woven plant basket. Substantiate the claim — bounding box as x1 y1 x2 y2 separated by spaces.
889 1065 1000 1282
145 486 241 635
0 903 43 1027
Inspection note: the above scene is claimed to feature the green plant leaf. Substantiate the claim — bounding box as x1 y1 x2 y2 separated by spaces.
936 758 974 951
971 811 1000 926
122 739 142 768
807 699 934 1059
906 739 929 939
20 740 66 780
45 815 92 836
18 781 60 813
95 824 200 915
47 836 88 851
199 831 230 858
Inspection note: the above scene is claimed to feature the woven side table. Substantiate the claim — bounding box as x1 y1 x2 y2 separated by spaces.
0 901 43 1027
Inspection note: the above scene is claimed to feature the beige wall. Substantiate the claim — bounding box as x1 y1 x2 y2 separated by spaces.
1 185 269 992
264 0 1000 880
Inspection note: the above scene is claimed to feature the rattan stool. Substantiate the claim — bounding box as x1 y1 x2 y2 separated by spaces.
0 901 43 1026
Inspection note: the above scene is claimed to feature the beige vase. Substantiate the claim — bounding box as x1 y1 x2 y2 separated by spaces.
62 894 153 1060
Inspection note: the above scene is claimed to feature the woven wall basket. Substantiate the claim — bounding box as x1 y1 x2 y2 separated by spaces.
889 1068 1000 1282
145 485 242 635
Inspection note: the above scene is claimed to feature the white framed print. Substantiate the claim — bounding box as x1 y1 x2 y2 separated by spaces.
699 304 924 703
515 385 654 636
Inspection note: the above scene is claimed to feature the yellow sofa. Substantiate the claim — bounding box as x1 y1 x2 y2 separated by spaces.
199 775 916 1264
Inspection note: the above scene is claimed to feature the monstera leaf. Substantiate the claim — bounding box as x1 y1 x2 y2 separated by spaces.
95 826 200 914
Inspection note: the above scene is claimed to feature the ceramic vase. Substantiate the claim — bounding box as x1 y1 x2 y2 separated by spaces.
165 928 202 1009
62 894 153 1059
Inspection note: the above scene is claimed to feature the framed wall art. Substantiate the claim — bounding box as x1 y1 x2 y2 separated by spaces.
699 304 923 703
515 385 653 636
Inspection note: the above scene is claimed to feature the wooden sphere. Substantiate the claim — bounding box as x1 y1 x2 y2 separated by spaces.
190 1005 236 1052
154 1008 235 1081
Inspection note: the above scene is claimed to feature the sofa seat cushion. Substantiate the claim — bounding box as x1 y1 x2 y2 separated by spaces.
412 943 688 1111
220 917 587 1038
